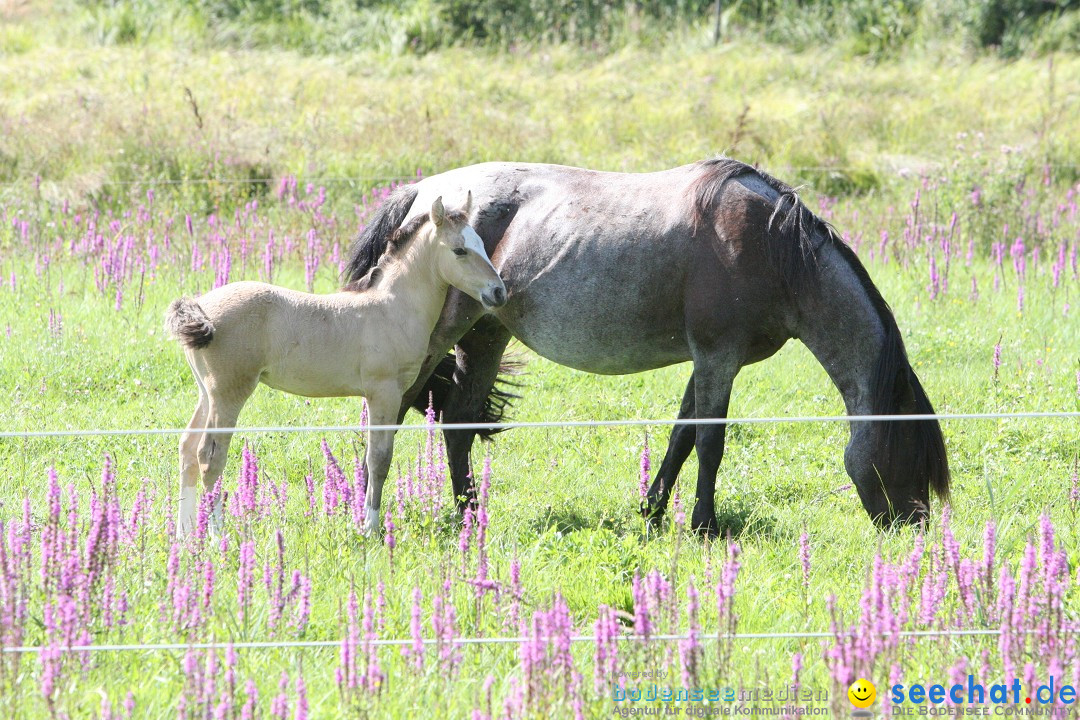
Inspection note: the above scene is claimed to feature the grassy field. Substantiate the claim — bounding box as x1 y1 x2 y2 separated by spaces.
2 17 1080 720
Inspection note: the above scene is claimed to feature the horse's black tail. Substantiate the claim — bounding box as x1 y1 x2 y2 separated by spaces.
165 297 215 350
342 184 420 287
409 352 526 441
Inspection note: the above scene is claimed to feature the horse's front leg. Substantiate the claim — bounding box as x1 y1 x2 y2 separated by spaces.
441 319 512 511
642 373 697 527
687 350 740 538
362 383 404 536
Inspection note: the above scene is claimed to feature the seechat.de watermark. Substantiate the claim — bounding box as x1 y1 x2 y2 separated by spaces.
889 676 1076 716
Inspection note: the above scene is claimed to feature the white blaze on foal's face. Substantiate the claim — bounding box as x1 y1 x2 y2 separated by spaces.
431 193 506 309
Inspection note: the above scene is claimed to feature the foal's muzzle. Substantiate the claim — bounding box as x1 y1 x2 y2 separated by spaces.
481 285 507 309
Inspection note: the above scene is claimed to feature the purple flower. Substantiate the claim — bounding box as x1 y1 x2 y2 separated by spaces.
404 586 425 670
593 604 619 694
799 529 811 593
638 433 651 501
678 579 702 686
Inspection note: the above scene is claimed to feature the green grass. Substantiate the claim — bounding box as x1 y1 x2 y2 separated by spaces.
1 18 1080 720
1 178 1078 717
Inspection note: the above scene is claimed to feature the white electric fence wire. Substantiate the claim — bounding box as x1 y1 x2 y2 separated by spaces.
1 412 1074 655
0 629 1014 654
1 410 1077 439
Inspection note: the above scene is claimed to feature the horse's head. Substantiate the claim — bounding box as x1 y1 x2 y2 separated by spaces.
428 193 507 310
849 359 950 530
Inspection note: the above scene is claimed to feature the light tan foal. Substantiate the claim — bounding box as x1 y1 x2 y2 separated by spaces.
166 193 505 537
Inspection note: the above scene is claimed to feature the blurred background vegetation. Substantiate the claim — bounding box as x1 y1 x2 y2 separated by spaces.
34 0 1080 57
0 0 1077 215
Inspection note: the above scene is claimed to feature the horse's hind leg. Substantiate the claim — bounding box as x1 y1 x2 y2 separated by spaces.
178 398 209 536
642 374 697 527
192 374 256 536
178 355 210 538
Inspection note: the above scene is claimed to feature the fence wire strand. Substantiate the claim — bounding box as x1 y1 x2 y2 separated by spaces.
0 629 1022 655
1 410 1077 440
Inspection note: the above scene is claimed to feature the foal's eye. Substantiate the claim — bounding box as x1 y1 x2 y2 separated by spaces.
452 248 467 257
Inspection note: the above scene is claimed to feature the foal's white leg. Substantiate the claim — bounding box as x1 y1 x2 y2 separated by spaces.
196 396 246 533
178 398 209 538
178 355 209 539
362 386 403 536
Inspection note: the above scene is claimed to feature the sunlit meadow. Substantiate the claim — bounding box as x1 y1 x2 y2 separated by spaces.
2 21 1080 720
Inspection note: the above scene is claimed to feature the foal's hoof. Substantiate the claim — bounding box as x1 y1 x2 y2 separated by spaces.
361 515 381 538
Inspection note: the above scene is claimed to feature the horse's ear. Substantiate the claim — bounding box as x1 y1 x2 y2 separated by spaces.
431 196 446 226
463 190 473 217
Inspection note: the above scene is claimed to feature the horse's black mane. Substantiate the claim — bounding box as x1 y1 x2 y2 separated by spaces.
341 186 516 438
690 156 950 503
342 200 469 293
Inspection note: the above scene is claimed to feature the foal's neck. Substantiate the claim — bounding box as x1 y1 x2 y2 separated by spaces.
364 230 448 334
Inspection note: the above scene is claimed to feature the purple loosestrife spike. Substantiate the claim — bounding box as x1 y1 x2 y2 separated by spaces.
459 506 474 556
303 473 316 517
362 591 385 692
271 672 290 720
928 252 939 300
384 510 396 560
639 433 651 501
340 589 360 691
791 652 803 703
679 579 702 687
292 573 312 633
593 604 619 695
237 540 255 624
799 529 811 593
1071 459 1080 508
717 542 742 621
352 455 366 529
672 491 685 529
294 673 308 720
631 571 651 640
321 440 345 516
405 587 425 670
376 580 387 632
993 336 1002 381
202 560 215 614
982 520 997 604
509 557 522 633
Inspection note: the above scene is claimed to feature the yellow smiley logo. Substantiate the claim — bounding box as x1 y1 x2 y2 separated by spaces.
848 679 876 709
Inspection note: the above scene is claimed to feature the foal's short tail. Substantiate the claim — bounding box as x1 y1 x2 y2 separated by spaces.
165 297 215 350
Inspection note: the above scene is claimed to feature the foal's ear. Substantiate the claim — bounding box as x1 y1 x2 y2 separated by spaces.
431 196 446 227
462 190 473 217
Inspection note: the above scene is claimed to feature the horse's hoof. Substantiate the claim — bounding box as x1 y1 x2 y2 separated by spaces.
691 511 720 540
639 501 664 530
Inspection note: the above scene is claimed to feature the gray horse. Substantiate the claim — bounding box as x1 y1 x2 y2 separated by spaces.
343 157 950 536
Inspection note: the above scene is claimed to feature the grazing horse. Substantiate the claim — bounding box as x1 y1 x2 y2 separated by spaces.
166 194 506 537
342 157 950 536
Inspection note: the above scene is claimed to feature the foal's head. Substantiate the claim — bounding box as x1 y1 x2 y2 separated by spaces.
424 193 507 309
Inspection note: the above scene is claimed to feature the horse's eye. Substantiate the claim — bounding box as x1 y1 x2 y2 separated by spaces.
453 248 467 257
